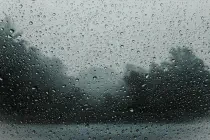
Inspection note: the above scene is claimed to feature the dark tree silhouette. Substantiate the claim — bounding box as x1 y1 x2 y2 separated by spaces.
1 17 210 124
0 17 85 124
124 47 210 122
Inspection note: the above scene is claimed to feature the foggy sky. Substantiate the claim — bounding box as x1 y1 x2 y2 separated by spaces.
0 0 210 76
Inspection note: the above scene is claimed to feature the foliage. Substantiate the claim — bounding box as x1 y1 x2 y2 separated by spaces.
1 17 210 124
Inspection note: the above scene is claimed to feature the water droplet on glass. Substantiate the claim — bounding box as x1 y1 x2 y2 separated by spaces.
19 4 23 8
29 21 33 25
32 130 36 134
130 108 134 112
32 86 38 90
172 59 175 62
142 84 146 87
7 35 12 38
93 76 97 80
9 29 15 33
120 45 124 49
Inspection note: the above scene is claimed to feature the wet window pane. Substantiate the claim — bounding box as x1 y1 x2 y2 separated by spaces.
1 0 210 140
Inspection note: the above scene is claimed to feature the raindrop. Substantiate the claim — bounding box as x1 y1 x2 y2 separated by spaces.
93 76 97 80
32 86 38 90
120 45 124 49
75 78 79 82
32 130 36 134
7 35 12 38
172 59 175 62
130 108 134 112
9 29 15 33
142 84 146 87
29 21 33 25
19 4 23 8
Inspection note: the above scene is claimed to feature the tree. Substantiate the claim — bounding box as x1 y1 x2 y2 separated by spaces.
0 17 84 123
123 47 210 122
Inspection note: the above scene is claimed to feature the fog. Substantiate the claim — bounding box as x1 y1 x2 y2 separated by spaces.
1 0 210 139
1 120 210 140
0 0 210 76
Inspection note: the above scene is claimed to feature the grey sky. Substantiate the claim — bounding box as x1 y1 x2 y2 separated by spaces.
1 0 210 77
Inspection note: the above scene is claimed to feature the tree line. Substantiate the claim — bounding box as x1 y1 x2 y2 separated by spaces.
0 17 210 124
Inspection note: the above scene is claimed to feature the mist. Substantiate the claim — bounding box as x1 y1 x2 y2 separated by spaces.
0 17 210 125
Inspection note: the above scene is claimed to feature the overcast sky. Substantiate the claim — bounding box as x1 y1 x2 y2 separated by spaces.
0 0 210 77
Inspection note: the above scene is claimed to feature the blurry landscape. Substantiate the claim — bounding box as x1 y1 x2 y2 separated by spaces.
1 17 210 124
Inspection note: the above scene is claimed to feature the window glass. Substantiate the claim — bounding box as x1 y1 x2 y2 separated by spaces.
1 0 210 139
